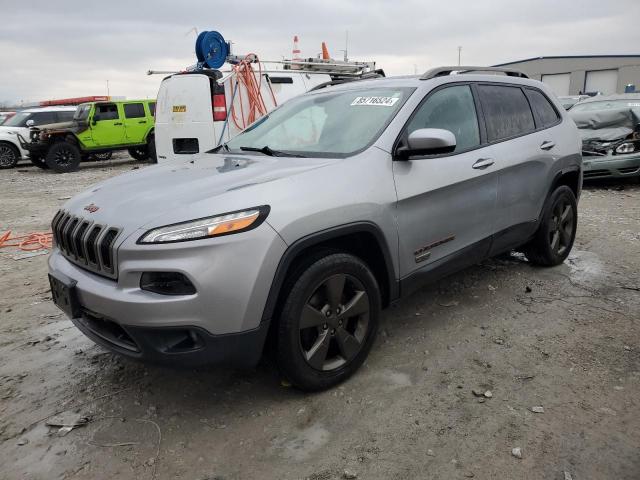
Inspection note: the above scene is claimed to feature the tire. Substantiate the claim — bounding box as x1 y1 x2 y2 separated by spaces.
0 142 19 169
30 155 49 169
45 141 81 173
127 146 149 161
147 132 157 163
524 185 578 266
276 252 381 391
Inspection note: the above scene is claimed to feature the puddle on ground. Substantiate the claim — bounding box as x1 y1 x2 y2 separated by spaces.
565 250 606 283
273 423 330 461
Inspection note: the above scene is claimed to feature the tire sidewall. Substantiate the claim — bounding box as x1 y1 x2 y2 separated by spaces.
45 142 81 173
277 253 381 391
537 185 578 264
0 142 19 169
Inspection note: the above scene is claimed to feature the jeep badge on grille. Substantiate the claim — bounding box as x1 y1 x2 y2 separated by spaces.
84 204 99 213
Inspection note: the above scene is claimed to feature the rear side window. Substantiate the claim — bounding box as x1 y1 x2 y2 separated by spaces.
31 112 57 125
124 103 145 118
148 102 156 116
56 111 74 122
406 85 480 153
478 85 535 141
96 103 119 121
525 88 560 128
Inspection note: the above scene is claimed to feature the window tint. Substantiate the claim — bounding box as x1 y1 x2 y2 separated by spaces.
148 102 156 116
526 89 559 128
124 103 145 118
477 85 535 141
56 111 75 122
95 103 119 121
406 85 480 153
31 112 57 125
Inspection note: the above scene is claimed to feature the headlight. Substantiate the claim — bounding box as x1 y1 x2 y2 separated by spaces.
138 206 269 244
615 142 635 154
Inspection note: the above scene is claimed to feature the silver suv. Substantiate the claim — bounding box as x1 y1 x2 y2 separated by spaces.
48 67 582 391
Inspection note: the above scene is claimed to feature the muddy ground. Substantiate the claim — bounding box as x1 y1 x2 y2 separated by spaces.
0 156 639 480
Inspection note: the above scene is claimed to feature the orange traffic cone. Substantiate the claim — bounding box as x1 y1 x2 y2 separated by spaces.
321 42 330 60
292 35 302 70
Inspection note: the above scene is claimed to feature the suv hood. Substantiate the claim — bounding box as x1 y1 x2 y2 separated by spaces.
62 153 339 233
34 121 78 132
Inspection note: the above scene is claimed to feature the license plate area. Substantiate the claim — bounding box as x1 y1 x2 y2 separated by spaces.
49 273 82 319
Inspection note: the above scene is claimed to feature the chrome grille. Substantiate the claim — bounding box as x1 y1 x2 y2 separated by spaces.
51 210 122 279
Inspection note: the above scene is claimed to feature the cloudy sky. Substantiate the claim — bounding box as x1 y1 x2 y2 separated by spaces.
1 0 639 105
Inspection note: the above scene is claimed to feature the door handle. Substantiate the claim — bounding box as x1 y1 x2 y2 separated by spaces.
540 140 555 150
114 122 123 126
138 120 147 124
472 158 495 169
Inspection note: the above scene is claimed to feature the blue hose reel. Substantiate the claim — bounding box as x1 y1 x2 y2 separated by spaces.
195 30 230 69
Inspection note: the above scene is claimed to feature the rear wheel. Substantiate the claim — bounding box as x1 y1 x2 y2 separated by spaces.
127 146 149 161
0 142 19 169
276 253 381 391
45 141 81 173
524 185 578 266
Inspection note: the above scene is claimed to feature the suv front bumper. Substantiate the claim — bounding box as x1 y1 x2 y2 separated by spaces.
49 222 287 367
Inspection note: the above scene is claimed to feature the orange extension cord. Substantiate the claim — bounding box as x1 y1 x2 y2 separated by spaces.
229 54 277 130
0 231 53 251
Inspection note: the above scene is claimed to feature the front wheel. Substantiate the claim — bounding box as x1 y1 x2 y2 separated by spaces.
45 142 81 173
276 252 381 391
0 142 20 169
524 185 578 266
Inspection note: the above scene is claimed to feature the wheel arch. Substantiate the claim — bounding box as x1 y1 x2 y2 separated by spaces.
548 166 581 201
261 222 398 325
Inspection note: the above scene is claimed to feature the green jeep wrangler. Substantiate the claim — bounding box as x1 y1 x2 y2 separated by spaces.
22 100 156 173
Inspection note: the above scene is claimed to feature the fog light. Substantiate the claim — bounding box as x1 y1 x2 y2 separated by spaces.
140 272 196 295
615 142 635 154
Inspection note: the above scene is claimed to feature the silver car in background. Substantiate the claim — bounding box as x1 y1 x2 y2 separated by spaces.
48 66 582 391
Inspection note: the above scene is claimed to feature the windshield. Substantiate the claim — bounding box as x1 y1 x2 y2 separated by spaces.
3 112 32 127
74 104 91 121
223 87 414 157
570 99 640 112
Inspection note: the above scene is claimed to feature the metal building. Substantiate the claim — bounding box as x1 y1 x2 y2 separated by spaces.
493 55 640 96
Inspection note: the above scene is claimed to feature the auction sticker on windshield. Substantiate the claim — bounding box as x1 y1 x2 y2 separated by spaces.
351 96 400 107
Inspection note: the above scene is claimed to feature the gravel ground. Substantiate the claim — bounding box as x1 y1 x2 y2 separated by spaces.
0 157 639 480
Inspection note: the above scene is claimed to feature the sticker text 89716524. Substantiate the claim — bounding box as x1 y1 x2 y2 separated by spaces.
350 96 400 107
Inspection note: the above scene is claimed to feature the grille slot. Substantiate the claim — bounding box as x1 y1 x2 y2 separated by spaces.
100 229 119 272
85 226 102 265
74 221 91 261
51 209 121 279
618 166 639 174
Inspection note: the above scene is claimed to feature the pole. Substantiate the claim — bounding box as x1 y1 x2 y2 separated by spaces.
457 46 462 66
106 80 110 97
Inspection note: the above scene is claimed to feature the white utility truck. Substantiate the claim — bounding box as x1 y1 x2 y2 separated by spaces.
152 31 383 163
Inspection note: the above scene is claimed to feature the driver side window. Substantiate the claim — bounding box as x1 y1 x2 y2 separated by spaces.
406 85 480 153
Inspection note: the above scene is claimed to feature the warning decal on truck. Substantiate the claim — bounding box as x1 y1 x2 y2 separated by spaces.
350 96 400 107
172 105 187 112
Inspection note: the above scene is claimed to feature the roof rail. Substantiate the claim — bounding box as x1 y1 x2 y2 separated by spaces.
420 66 529 80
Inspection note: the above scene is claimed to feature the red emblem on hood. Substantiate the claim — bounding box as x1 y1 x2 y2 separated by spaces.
84 204 99 213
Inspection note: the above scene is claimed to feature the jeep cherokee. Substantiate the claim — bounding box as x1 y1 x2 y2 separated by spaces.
48 67 582 391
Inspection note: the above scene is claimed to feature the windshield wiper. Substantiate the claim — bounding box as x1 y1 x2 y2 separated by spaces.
239 145 305 157
207 143 230 154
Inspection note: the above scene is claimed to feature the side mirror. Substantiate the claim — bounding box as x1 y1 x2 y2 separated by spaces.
26 119 35 127
396 128 456 159
91 117 98 125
